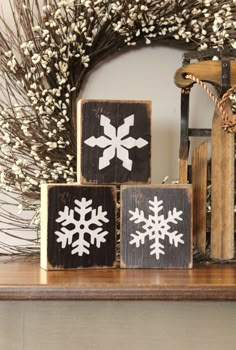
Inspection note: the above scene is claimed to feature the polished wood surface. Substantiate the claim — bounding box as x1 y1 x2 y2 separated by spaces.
0 257 236 300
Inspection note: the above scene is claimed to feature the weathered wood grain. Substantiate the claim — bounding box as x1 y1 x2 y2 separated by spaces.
211 104 234 259
120 185 192 269
40 184 117 270
179 159 188 184
192 141 208 252
77 99 151 185
174 60 236 88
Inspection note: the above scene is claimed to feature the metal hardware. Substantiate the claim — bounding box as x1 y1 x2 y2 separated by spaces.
221 59 231 96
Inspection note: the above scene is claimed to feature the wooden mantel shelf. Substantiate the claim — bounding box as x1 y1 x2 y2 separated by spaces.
0 257 236 301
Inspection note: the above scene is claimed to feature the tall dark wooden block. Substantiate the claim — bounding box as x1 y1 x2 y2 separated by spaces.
77 99 151 184
40 184 116 270
120 185 192 269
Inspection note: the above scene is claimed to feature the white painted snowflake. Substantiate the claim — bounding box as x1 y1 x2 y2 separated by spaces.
84 114 148 171
129 196 184 260
55 197 109 256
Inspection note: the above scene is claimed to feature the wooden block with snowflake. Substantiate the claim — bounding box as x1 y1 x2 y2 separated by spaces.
120 185 192 269
40 184 117 270
77 99 151 185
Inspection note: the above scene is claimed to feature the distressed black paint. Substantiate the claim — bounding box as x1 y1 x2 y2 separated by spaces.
121 185 192 269
79 100 151 184
46 185 116 269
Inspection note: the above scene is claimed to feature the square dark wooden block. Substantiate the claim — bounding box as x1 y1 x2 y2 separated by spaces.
120 185 192 268
77 99 151 185
40 184 116 270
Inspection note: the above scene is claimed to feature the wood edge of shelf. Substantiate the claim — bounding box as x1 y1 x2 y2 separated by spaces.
0 285 236 301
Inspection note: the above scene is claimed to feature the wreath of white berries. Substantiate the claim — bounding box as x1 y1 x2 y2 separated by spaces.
0 0 235 254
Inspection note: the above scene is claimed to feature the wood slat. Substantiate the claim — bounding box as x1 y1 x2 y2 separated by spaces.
179 159 188 184
192 141 208 252
211 103 235 259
